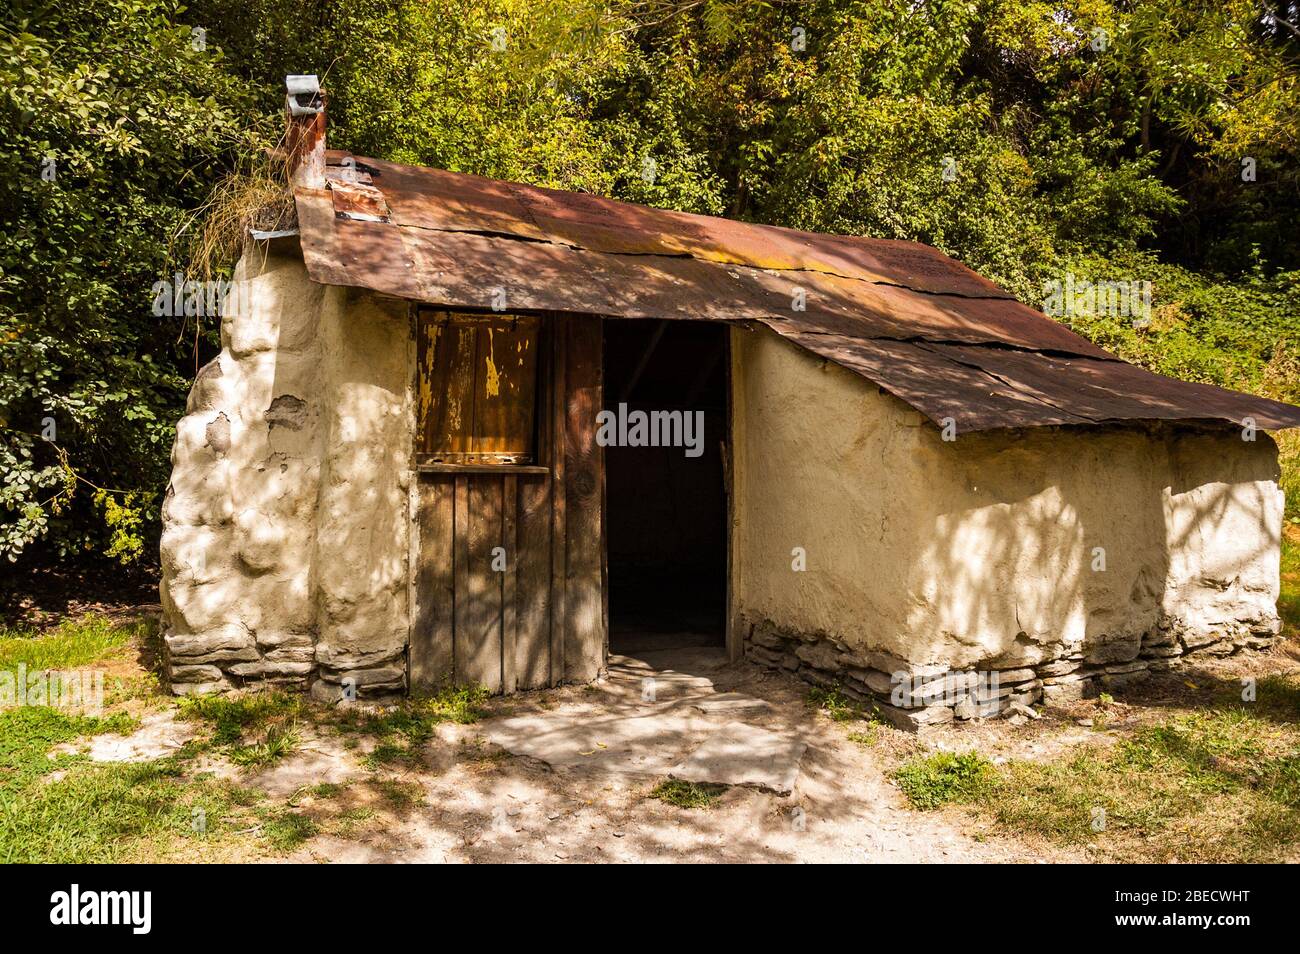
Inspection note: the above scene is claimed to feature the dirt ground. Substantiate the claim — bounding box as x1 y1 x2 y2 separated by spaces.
278 651 1069 864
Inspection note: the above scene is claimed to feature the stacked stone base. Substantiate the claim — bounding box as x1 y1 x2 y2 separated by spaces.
164 627 406 703
743 614 1281 731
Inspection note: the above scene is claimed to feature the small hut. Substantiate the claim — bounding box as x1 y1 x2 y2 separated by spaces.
160 78 1300 726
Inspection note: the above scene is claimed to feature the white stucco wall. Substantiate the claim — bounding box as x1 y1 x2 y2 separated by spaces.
160 242 412 695
730 324 1283 672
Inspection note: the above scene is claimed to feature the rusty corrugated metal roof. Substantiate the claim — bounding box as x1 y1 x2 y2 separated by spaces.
293 151 1300 432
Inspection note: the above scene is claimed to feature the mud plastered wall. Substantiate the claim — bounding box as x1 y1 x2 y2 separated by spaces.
160 241 413 699
729 326 1282 727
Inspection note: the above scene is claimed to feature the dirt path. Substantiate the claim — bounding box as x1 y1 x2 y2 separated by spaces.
279 648 1074 863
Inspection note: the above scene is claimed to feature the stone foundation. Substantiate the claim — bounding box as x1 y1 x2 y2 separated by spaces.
742 613 1281 730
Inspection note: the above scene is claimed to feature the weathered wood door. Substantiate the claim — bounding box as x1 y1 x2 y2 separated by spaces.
411 311 605 693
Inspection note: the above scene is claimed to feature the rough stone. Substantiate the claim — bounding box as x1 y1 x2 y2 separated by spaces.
174 646 261 665
1036 659 1082 677
873 702 955 732
165 627 253 658
314 645 405 672
954 696 1004 720
794 642 843 673
228 660 314 679
1084 637 1142 665
990 667 1038 684
1042 679 1095 704
1100 669 1151 690
169 664 223 683
1104 660 1149 674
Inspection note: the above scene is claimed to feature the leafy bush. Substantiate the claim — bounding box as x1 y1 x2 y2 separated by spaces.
0 0 260 563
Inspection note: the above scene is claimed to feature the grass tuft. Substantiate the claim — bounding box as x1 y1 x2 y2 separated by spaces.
260 810 318 852
648 779 727 809
894 751 996 810
806 685 865 723
179 691 303 745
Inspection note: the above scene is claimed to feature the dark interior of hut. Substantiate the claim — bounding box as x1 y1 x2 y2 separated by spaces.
602 319 729 654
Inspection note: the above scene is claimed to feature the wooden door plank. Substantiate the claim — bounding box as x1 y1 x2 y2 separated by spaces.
471 318 540 462
452 475 470 685
564 316 605 684
458 477 504 692
516 469 552 689
502 474 518 694
516 322 553 690
420 316 478 457
411 477 455 688
549 316 568 686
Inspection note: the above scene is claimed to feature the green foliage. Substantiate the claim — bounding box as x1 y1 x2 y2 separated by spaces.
0 0 260 564
258 809 317 851
340 684 489 766
226 721 299 767
0 705 136 794
894 751 996 810
93 488 146 564
0 756 241 863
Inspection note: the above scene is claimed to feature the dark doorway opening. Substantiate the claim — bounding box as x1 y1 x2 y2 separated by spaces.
603 320 729 654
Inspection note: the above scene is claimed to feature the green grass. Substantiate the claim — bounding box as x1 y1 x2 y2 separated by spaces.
648 779 728 809
0 705 137 795
421 684 490 724
0 704 252 862
375 778 424 808
180 691 303 766
0 696 320 861
0 616 331 860
894 751 997 810
896 678 1300 861
340 684 489 767
260 810 318 852
179 691 303 745
1280 533 1300 635
0 758 246 863
227 722 300 767
806 685 866 723
0 614 141 673
847 726 880 746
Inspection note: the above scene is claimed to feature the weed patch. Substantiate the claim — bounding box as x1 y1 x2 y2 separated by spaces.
807 685 866 723
648 779 727 809
895 751 996 810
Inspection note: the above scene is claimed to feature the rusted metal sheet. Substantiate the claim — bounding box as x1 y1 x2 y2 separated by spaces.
294 153 1300 431
328 179 390 222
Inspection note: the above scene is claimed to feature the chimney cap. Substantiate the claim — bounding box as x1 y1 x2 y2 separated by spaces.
285 75 323 117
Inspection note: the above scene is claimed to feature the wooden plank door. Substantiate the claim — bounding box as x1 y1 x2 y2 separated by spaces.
411 312 605 694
